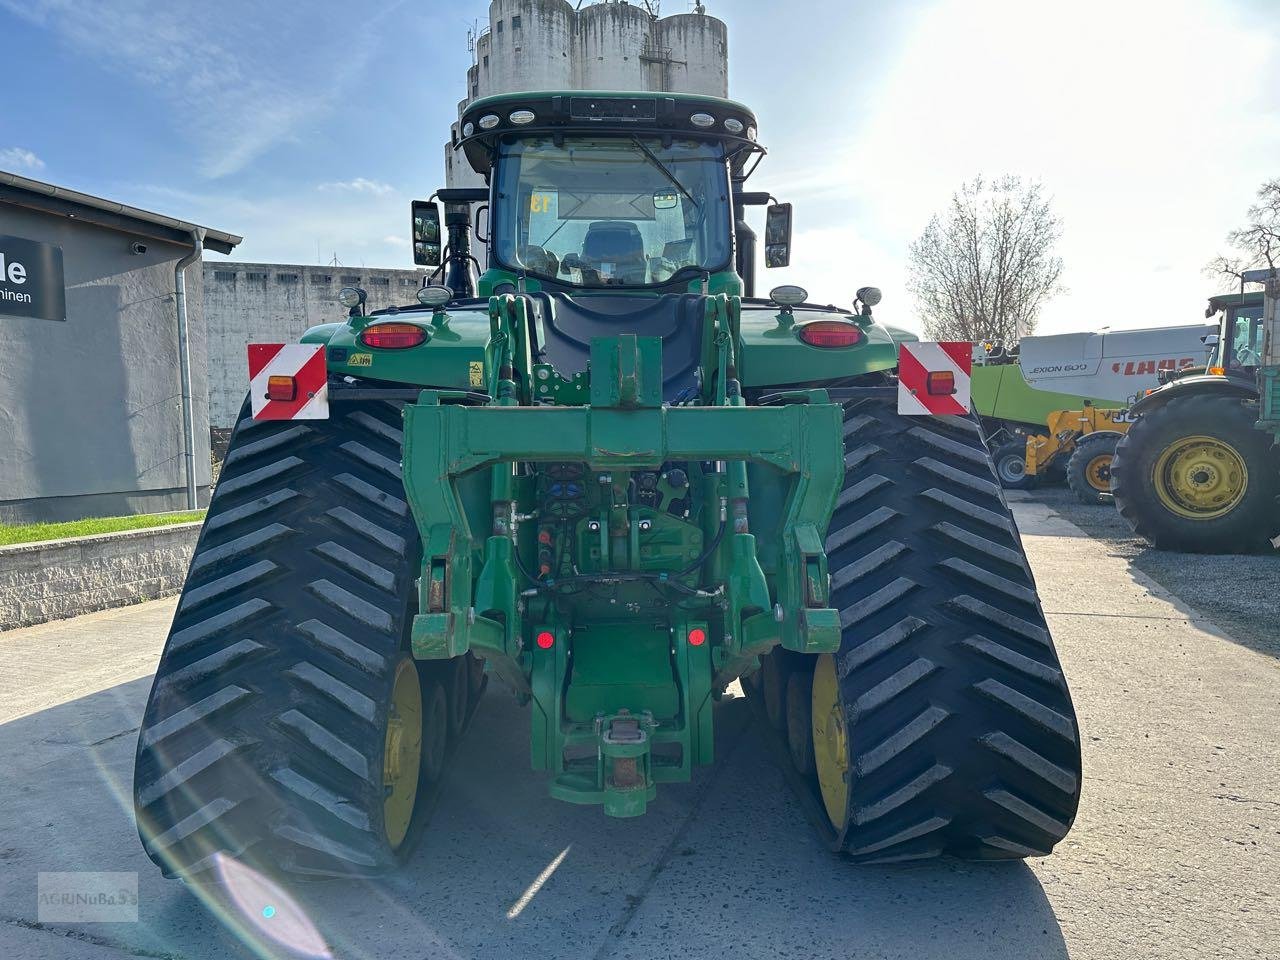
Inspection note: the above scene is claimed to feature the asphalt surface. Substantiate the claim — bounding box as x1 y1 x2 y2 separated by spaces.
0 496 1276 960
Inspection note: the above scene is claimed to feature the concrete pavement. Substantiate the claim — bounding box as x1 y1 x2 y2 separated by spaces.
0 499 1276 960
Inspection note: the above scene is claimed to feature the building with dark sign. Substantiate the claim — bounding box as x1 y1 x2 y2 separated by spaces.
0 170 241 523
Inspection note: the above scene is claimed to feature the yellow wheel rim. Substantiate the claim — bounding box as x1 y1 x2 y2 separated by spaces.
810 654 849 828
383 656 423 850
1152 435 1248 520
1085 454 1112 492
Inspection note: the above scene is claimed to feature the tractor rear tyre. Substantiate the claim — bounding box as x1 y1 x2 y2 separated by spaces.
992 439 1036 490
133 401 476 879
1066 434 1119 505
1111 394 1279 553
796 397 1081 862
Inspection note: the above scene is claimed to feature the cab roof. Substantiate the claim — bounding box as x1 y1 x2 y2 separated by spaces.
1207 290 1264 315
454 90 762 177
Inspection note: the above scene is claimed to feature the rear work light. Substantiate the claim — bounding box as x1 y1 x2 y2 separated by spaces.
358 322 428 349
266 375 296 402
926 370 956 395
797 321 863 348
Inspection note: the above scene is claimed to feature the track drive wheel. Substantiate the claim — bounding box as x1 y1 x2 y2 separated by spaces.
760 650 790 731
133 401 475 879
804 397 1081 862
992 439 1037 490
1066 434 1120 505
1111 395 1279 553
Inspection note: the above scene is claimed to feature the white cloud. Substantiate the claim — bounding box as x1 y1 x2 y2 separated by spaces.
786 0 1280 336
318 178 396 196
0 147 45 172
0 0 405 179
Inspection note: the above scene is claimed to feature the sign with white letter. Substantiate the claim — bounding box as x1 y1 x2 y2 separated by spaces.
0 235 65 321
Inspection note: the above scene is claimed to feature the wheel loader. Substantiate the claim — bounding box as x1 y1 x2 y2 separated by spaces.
1113 286 1280 552
133 91 1082 877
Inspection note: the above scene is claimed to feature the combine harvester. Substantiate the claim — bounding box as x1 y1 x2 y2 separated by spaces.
1112 287 1280 552
133 91 1082 877
974 323 1214 502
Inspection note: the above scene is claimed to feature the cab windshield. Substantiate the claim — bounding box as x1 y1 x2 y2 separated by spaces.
493 136 731 288
1220 304 1264 369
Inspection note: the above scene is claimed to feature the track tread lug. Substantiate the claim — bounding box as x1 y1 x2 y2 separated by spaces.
326 506 407 556
340 440 402 479
851 657 938 716
983 787 1071 837
139 685 252 748
314 541 397 592
222 425 311 467
270 768 373 831
286 660 377 723
853 763 952 825
307 579 394 633
137 738 246 808
980 732 1079 794
333 472 408 517
189 524 295 574
974 678 1077 742
278 709 370 780
215 456 305 498
169 599 272 653
180 560 277 612
204 489 301 534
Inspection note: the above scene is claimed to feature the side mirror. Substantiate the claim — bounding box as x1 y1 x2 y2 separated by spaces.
411 200 442 267
764 202 793 268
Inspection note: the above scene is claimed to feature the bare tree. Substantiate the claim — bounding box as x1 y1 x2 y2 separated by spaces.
1207 179 1280 287
907 176 1064 343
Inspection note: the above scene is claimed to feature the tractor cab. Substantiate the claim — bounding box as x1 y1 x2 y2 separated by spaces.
414 92 786 298
1206 291 1265 376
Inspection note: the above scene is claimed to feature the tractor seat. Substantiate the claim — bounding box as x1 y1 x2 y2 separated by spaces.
582 221 647 284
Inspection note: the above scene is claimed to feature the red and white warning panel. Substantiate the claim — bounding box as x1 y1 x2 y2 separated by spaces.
248 343 329 421
897 341 972 416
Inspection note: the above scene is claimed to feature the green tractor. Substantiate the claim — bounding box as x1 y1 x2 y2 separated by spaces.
133 91 1081 877
1112 287 1280 552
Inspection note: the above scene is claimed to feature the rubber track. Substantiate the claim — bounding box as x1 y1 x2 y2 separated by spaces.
771 398 1082 862
133 401 474 878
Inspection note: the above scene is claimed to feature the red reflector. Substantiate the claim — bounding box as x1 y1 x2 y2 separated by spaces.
797 321 863 348
359 322 428 349
926 371 956 396
687 627 706 647
266 375 296 402
535 631 555 650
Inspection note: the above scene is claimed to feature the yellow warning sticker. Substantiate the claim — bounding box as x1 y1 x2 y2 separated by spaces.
349 353 373 367
468 361 484 387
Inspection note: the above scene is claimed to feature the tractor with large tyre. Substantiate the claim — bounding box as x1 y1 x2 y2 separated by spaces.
1112 289 1280 553
134 90 1082 880
972 324 1214 500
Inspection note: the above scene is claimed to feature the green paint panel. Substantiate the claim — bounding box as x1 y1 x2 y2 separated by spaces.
566 624 678 722
971 364 1124 427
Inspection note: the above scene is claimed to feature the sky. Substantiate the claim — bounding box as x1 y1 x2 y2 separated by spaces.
1 0 1278 335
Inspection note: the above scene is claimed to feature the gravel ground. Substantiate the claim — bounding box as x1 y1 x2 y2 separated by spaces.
1024 484 1280 661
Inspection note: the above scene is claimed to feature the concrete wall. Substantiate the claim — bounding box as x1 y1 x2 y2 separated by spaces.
0 206 212 523
202 262 428 428
0 522 199 631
